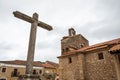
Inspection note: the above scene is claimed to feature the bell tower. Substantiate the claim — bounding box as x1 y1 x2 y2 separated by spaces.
61 28 89 55
69 28 76 36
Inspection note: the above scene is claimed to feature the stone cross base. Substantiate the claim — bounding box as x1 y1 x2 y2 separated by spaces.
18 74 41 80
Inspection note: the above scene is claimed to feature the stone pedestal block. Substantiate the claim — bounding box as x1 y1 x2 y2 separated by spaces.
18 74 41 80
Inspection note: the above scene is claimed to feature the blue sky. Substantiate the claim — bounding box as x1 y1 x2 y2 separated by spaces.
0 0 120 62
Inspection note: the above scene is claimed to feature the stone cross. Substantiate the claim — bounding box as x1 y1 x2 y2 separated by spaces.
13 11 53 75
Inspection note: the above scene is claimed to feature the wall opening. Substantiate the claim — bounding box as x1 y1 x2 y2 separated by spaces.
98 52 104 60
68 57 72 63
1 67 6 73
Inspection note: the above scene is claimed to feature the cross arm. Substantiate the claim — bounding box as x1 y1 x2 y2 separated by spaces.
38 21 53 31
13 11 53 31
13 11 35 23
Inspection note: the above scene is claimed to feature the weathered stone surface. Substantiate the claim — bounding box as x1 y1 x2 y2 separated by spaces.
13 11 53 79
61 34 89 55
18 74 40 80
85 50 117 80
58 28 119 80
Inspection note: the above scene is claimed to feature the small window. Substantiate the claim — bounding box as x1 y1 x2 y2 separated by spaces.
33 70 37 74
81 44 84 48
68 57 72 63
13 69 18 76
62 49 65 54
11 68 19 77
39 70 42 74
66 48 69 52
2 67 6 73
98 52 104 60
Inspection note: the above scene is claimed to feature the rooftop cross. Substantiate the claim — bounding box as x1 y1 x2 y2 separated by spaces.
13 11 53 75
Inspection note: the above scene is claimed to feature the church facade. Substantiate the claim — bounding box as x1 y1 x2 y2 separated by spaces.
58 28 120 80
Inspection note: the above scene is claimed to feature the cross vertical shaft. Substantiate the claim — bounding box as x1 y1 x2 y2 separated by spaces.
26 13 38 74
13 11 53 79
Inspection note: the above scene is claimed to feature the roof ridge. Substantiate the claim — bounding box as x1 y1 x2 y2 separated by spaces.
58 38 120 58
88 38 120 48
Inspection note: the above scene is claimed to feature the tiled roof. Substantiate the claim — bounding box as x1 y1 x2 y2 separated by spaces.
46 61 59 67
0 60 26 65
109 44 120 51
0 60 43 67
0 60 58 68
58 38 120 58
109 44 120 52
42 63 55 68
41 61 59 68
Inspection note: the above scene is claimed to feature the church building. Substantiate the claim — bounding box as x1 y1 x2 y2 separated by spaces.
58 28 120 80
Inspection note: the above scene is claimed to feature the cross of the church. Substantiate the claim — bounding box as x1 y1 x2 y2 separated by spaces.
13 11 53 75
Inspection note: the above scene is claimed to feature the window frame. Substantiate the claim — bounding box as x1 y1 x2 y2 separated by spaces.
13 68 18 76
98 52 104 60
33 69 37 74
68 57 72 63
1 67 7 73
39 70 42 74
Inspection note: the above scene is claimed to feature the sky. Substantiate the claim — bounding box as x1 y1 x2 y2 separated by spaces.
0 0 120 63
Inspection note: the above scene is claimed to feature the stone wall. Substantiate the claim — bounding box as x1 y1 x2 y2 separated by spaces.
84 49 117 80
59 48 118 80
0 65 43 80
59 28 118 80
59 53 85 80
61 34 89 55
0 66 25 80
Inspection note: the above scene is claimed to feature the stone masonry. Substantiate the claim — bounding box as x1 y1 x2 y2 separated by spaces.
58 28 120 80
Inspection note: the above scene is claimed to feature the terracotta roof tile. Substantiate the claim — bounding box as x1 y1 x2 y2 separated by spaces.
46 61 59 67
42 63 55 68
58 38 120 58
0 60 26 65
0 60 58 69
0 60 43 67
109 44 120 51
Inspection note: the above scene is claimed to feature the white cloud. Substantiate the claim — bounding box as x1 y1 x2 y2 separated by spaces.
0 0 120 63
